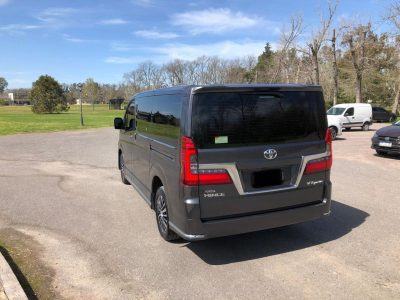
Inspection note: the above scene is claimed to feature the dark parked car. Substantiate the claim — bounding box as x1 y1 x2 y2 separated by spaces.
371 120 400 155
372 107 397 123
114 84 332 241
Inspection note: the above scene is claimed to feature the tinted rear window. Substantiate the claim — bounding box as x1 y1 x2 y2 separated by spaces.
191 91 326 148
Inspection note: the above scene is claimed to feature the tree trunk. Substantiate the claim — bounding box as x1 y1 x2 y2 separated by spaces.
295 64 300 84
392 80 400 114
347 36 364 103
332 29 339 105
311 48 320 84
355 72 362 103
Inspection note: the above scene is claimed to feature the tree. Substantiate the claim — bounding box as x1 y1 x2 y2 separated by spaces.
331 29 339 105
31 75 69 113
307 1 337 84
63 83 82 104
385 1 400 114
342 23 375 103
163 59 188 86
272 15 303 83
254 43 276 83
82 78 100 110
0 77 8 93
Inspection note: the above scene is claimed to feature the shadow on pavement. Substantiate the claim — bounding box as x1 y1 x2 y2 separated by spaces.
344 129 377 132
373 153 400 160
186 200 369 265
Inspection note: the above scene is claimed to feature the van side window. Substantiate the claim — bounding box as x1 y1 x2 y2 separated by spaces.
345 107 354 116
136 94 181 141
152 94 180 127
124 100 136 130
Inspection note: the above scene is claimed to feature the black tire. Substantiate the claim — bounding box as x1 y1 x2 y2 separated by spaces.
361 123 369 131
329 126 337 140
154 186 179 241
376 150 387 156
119 153 130 185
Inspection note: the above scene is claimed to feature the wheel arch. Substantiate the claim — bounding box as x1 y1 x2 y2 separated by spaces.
118 149 122 170
329 125 338 132
151 176 163 209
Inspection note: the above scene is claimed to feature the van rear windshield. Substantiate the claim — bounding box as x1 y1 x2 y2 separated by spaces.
191 91 326 148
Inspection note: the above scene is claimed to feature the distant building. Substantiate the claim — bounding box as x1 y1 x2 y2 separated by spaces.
7 89 31 105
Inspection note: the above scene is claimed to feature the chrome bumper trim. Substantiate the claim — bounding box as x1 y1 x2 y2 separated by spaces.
198 151 329 195
169 222 205 241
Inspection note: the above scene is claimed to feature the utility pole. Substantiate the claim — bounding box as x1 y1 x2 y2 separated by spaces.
78 83 84 126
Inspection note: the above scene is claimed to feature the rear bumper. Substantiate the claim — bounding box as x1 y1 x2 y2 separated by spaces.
171 183 332 241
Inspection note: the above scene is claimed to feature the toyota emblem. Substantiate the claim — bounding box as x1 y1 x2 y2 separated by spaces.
264 149 277 160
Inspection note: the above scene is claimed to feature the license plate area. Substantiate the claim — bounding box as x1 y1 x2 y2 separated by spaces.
379 141 392 147
251 169 283 188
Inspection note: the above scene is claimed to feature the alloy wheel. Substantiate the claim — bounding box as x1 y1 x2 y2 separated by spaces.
156 194 168 234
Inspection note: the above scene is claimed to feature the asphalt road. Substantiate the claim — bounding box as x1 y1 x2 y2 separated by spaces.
0 125 399 299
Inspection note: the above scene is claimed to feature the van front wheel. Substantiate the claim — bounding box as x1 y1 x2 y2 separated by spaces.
155 186 179 241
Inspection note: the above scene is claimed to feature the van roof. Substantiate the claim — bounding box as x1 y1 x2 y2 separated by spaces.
333 103 372 108
135 84 323 97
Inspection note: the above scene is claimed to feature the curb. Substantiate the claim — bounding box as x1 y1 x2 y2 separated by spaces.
0 252 27 300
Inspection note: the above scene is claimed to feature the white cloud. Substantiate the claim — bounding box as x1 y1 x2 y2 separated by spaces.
131 0 154 7
106 40 269 64
171 8 260 34
0 24 41 35
105 57 140 64
0 0 10 6
37 7 78 24
62 34 98 43
152 40 268 61
110 42 137 52
99 18 129 25
134 30 179 39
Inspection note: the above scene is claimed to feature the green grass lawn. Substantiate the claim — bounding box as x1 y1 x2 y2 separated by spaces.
0 104 124 135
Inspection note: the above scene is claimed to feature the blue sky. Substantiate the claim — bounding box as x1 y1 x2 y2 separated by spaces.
0 0 394 89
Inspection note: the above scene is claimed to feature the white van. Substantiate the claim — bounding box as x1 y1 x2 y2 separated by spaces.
327 103 373 133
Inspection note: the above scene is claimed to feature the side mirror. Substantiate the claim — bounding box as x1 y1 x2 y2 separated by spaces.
344 112 349 116
114 117 124 129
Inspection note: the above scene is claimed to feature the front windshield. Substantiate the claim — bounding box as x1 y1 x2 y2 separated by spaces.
327 107 345 115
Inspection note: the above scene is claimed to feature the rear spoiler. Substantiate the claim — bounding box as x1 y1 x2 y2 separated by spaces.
191 85 323 94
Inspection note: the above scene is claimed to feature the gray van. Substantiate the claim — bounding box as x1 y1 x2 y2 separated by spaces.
114 85 332 241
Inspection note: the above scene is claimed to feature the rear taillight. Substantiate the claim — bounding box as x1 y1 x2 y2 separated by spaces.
181 137 231 185
304 128 333 174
